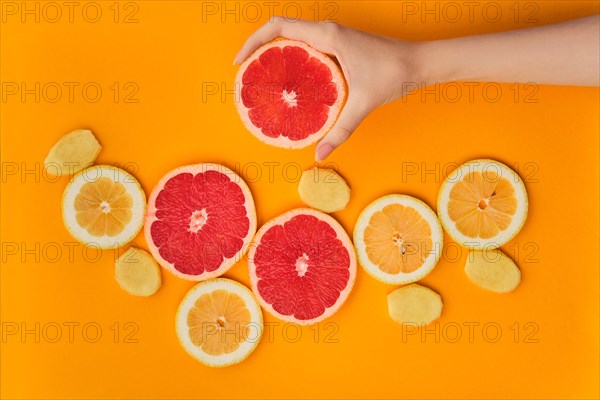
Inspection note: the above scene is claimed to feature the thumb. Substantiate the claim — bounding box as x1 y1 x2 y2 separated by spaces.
315 94 371 161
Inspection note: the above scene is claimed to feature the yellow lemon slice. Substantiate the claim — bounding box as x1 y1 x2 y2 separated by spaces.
176 278 263 367
438 159 528 248
354 195 443 284
62 165 146 249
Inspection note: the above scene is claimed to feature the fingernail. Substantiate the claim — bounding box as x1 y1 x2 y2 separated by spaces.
315 143 334 162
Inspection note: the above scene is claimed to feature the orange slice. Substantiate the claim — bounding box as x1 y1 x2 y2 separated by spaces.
176 278 263 367
62 165 146 249
354 195 443 284
438 159 528 248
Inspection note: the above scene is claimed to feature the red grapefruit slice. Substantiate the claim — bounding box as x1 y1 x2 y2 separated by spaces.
145 164 257 281
248 208 356 324
235 39 347 148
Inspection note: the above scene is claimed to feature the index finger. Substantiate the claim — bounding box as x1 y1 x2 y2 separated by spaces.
233 17 339 64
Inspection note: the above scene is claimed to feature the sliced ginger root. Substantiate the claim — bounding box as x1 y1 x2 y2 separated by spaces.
45 129 101 175
298 167 350 213
387 284 443 326
115 247 162 296
465 249 521 293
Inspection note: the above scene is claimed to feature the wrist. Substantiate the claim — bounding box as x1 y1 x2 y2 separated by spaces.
414 39 464 85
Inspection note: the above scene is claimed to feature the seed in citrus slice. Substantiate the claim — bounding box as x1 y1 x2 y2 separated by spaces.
176 278 263 367
354 195 443 285
235 39 347 148
145 164 257 281
465 249 521 293
387 284 443 326
115 247 162 296
45 129 101 175
298 167 351 213
62 165 146 249
248 208 356 325
437 159 528 248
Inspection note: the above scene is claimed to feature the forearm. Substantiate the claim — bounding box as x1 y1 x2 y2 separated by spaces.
416 14 600 86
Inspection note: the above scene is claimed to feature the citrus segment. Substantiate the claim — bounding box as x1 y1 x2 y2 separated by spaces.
188 290 251 355
75 177 133 236
145 164 257 281
354 195 443 284
45 129 101 175
248 209 356 324
62 165 146 249
235 39 347 148
438 159 528 248
176 278 263 367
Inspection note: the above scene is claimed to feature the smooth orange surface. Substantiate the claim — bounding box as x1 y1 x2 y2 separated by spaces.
1 1 599 399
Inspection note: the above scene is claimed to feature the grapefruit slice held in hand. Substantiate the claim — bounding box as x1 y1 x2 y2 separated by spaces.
235 39 347 148
145 164 257 281
437 159 528 248
176 278 263 367
62 165 146 249
248 209 356 324
354 195 443 284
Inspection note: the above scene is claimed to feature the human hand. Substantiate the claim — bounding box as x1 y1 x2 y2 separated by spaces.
234 17 422 161
235 15 600 160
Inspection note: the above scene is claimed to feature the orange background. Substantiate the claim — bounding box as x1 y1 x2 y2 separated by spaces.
1 1 599 399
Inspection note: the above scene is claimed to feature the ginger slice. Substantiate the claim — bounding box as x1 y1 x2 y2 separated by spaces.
298 167 350 213
45 129 101 175
387 284 443 326
465 249 521 293
115 247 162 296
